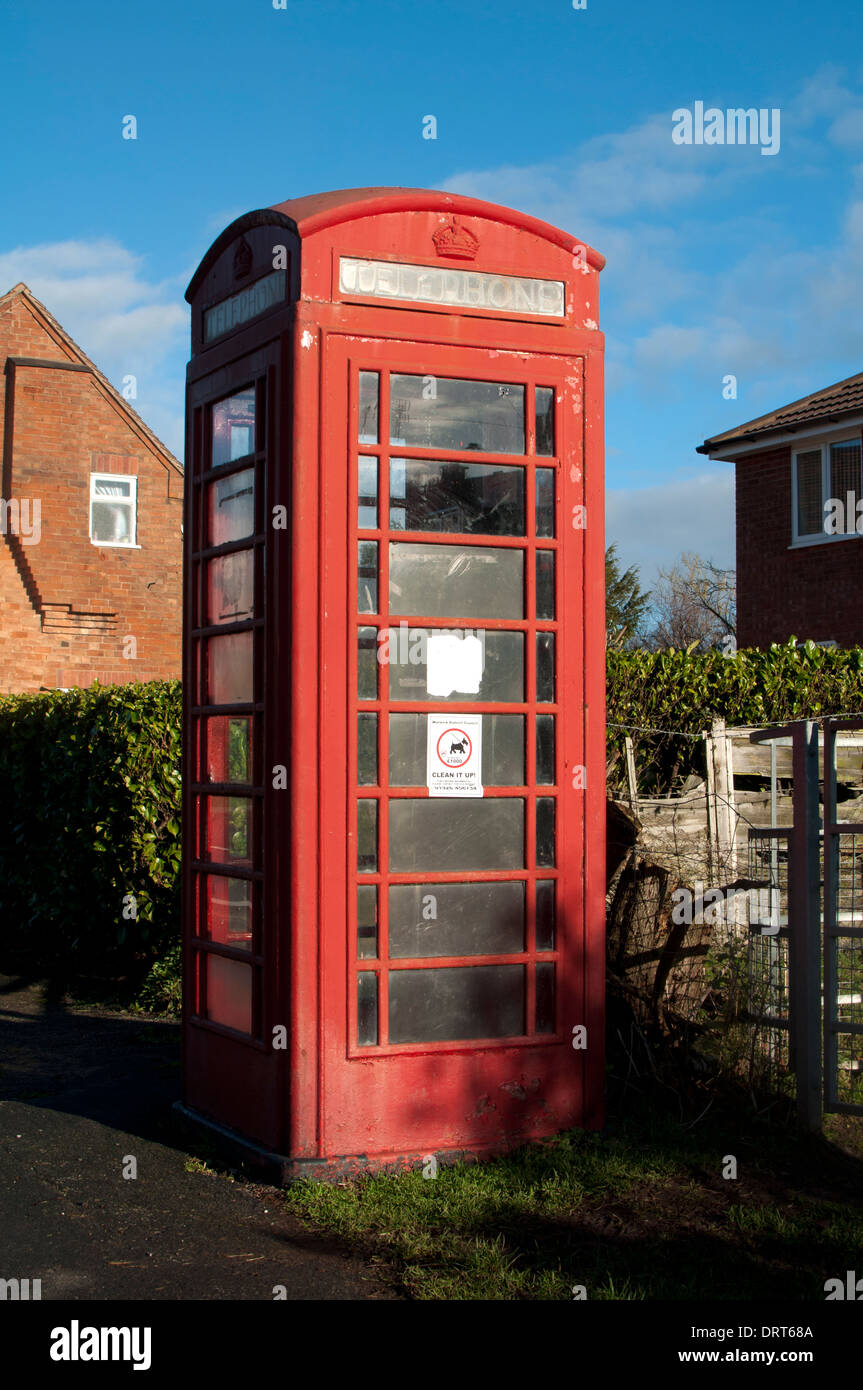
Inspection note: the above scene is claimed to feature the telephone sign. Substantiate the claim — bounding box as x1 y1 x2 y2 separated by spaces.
179 188 606 1180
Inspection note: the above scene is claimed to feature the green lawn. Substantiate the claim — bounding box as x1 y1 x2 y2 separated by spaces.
283 1105 863 1300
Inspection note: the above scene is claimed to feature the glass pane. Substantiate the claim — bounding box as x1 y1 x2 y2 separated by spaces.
357 972 378 1045
211 387 256 468
389 964 524 1043
207 469 254 546
535 387 555 456
208 631 253 704
358 455 378 529
388 628 524 703
358 372 379 444
389 713 523 786
91 500 132 544
390 459 525 535
205 715 251 783
536 550 555 620
389 881 525 957
357 885 378 959
206 954 252 1033
389 799 524 872
796 450 822 537
536 714 555 785
358 799 377 872
390 375 525 454
536 880 555 951
537 797 556 868
206 550 254 626
536 632 555 703
536 469 555 538
357 712 378 785
535 962 555 1033
205 796 252 865
389 543 523 620
358 541 378 613
358 626 378 700
830 441 861 524
204 874 252 950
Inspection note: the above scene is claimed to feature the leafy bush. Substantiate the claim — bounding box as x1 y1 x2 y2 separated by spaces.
0 679 181 980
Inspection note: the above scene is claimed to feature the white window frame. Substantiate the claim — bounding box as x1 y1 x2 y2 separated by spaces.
790 433 863 547
89 473 139 548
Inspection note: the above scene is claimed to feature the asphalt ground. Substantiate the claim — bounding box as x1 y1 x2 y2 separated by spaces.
0 975 401 1301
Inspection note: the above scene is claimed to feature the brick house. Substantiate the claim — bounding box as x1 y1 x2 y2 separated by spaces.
698 372 863 648
0 282 183 692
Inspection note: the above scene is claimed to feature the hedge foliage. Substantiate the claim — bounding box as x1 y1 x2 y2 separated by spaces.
0 680 181 978
607 639 863 795
1 640 862 978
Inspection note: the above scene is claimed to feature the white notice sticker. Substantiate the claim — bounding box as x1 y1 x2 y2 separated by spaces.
426 714 483 798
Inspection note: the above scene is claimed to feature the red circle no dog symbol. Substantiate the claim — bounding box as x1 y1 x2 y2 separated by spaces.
436 728 473 768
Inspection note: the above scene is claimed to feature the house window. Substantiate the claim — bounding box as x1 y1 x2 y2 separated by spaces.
792 439 863 542
90 474 137 546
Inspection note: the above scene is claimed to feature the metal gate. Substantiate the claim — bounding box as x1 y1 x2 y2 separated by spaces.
746 719 863 1128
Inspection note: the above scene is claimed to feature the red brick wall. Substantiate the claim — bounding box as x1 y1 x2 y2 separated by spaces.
735 444 863 648
0 292 183 693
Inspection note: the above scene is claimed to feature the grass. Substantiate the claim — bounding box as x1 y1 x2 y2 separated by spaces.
282 1102 863 1300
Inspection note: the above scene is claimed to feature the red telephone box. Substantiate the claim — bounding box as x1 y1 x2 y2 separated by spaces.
180 188 606 1179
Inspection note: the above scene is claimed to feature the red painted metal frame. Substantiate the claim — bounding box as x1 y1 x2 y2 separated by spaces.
182 189 606 1176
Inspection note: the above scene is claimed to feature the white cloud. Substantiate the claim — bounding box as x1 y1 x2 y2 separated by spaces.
606 472 735 586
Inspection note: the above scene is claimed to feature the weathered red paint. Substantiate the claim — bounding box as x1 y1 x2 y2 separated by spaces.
180 188 606 1180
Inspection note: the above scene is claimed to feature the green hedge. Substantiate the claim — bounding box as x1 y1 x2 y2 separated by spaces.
0 680 181 978
607 639 863 795
1 640 862 978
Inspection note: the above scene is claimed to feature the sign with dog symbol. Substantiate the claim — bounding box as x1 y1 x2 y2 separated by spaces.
426 713 483 797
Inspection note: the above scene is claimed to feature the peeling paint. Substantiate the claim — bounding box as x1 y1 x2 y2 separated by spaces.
583 318 597 330
300 329 314 349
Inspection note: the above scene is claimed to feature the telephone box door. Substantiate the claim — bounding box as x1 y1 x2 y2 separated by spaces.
318 335 587 1159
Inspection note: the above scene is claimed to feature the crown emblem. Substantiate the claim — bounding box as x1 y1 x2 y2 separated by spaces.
432 218 479 260
233 237 253 280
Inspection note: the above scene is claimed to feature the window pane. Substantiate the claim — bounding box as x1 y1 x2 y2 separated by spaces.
388 628 524 703
536 632 555 703
206 954 252 1034
205 796 253 866
389 712 523 786
91 493 133 544
535 962 555 1033
390 375 525 454
358 541 378 613
358 455 378 529
357 712 378 785
204 874 252 950
390 459 525 535
536 714 555 785
536 880 555 951
207 631 253 704
536 551 555 620
358 799 378 872
205 715 251 783
358 372 379 443
536 469 555 537
389 964 525 1043
206 550 254 625
830 441 862 528
796 450 822 537
211 387 256 468
537 797 556 867
535 387 555 456
389 881 525 957
358 626 378 700
207 469 254 546
357 972 378 1045
389 542 523 620
389 799 524 872
357 885 378 959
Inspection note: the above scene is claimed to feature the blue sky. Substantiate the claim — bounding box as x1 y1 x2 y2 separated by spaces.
2 0 863 590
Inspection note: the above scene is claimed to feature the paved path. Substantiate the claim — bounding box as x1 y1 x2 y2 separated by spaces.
0 976 401 1300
